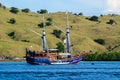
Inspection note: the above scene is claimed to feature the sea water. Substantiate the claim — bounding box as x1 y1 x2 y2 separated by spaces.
0 61 120 80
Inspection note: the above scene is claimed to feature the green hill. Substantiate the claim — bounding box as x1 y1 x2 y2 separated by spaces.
1 7 120 58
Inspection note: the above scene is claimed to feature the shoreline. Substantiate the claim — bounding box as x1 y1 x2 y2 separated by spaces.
0 58 26 62
0 60 26 62
0 60 119 62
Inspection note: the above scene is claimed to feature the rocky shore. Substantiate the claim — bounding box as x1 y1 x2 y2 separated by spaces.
0 57 26 62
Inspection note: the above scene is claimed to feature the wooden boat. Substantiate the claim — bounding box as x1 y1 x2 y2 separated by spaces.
26 48 85 65
26 13 88 65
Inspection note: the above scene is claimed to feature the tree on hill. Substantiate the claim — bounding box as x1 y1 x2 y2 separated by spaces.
46 17 53 26
38 17 53 28
94 39 105 45
3 6 6 9
47 18 53 22
0 3 2 7
56 42 64 52
37 9 48 14
83 52 120 61
38 22 44 28
73 12 83 16
52 29 62 38
89 16 98 21
0 3 6 9
107 19 117 25
100 14 103 17
10 7 19 14
78 12 83 16
8 31 16 39
46 22 52 26
22 8 30 13
8 18 16 24
73 13 78 16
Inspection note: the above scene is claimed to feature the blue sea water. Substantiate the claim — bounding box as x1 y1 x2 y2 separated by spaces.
0 61 120 80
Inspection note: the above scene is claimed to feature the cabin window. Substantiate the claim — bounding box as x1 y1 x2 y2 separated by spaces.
40 54 43 57
68 55 72 58
35 54 39 57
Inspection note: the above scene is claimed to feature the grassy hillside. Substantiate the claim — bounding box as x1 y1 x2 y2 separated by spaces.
1 7 120 58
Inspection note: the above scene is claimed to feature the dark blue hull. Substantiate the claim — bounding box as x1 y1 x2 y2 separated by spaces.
26 57 83 65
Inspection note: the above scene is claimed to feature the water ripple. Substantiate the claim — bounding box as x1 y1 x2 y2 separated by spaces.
0 61 120 80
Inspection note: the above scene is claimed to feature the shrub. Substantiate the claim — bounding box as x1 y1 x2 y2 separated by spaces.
22 8 30 13
21 40 30 42
78 12 83 16
38 22 44 28
3 6 6 9
73 20 76 23
107 46 112 51
8 18 16 24
89 16 98 21
8 31 16 39
83 52 120 61
73 12 83 16
107 19 116 25
70 25 73 28
73 13 78 16
94 39 105 45
0 3 2 7
38 17 53 27
52 30 62 38
100 14 103 17
37 9 48 14
47 18 53 22
46 22 52 26
56 42 64 52
46 17 53 26
10 7 19 14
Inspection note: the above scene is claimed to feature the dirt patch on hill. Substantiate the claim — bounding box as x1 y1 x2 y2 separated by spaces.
0 20 3 24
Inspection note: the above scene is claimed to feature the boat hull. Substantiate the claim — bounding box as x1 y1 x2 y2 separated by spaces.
26 57 83 65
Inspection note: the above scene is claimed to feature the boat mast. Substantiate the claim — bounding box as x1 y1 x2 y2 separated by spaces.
66 12 71 53
41 14 48 51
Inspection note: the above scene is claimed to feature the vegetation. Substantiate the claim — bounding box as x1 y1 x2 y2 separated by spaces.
0 3 2 7
22 8 30 13
0 3 6 9
46 22 52 26
107 43 120 51
37 9 48 14
73 12 83 16
38 17 53 27
3 6 6 9
107 19 116 25
78 12 83 16
10 7 19 14
52 30 62 38
89 16 98 21
94 39 105 45
46 17 53 26
1 6 120 59
83 52 120 61
38 22 44 28
56 42 64 52
8 18 16 24
21 40 30 42
47 17 53 22
8 31 16 39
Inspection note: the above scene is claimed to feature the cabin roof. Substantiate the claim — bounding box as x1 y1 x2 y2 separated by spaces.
59 53 71 55
48 49 58 51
